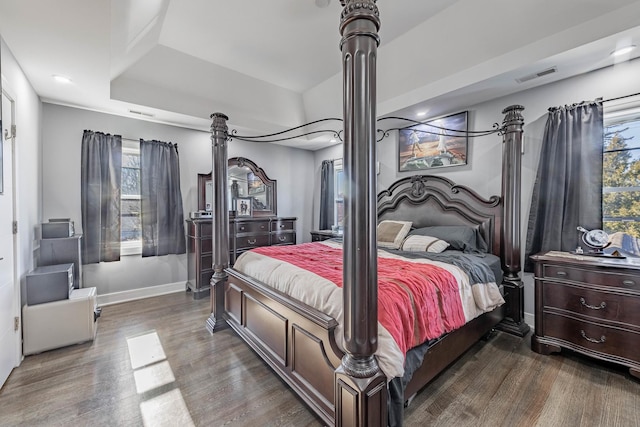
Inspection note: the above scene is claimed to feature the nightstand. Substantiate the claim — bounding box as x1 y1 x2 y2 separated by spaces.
310 230 341 242
530 251 640 379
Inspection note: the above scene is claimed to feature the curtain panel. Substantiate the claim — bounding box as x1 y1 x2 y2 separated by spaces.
81 130 122 264
319 160 335 230
140 139 186 257
524 100 604 272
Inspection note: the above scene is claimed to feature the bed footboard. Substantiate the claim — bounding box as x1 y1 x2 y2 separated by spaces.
225 268 343 425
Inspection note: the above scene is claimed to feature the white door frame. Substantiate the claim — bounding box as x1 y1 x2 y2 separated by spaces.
2 79 22 373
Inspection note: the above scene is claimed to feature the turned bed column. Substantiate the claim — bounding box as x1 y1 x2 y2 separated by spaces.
206 112 230 334
497 105 530 337
335 1 387 426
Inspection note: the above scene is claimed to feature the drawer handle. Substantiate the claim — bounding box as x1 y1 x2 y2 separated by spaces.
278 236 287 242
279 224 285 228
622 280 635 286
247 238 257 245
261 225 266 229
579 297 606 310
580 330 606 344
240 226 245 231
556 271 567 277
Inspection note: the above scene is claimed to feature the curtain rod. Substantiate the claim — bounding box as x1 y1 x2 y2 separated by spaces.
121 136 178 148
602 91 640 103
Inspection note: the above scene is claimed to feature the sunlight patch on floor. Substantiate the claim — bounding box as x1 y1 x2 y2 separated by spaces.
140 388 195 427
126 330 167 369
133 360 176 394
126 330 195 426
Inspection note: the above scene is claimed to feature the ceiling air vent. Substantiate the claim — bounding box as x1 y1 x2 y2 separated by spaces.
129 109 155 118
515 66 557 84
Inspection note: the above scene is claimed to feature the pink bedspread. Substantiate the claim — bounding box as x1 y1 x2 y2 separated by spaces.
236 240 504 378
252 242 466 355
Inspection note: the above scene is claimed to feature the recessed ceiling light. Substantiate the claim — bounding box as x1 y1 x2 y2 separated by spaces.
611 45 636 57
417 111 427 117
52 74 72 84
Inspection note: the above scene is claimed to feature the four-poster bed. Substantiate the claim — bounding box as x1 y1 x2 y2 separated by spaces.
205 2 528 426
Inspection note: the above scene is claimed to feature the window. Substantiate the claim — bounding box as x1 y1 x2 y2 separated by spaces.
121 139 142 255
334 159 344 229
603 112 640 242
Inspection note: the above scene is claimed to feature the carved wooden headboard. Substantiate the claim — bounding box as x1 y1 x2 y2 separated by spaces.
377 175 502 257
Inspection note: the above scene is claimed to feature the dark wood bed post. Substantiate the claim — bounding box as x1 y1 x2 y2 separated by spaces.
206 112 230 334
335 1 387 426
496 105 530 337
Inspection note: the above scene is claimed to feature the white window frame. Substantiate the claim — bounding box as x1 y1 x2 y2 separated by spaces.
333 158 344 230
603 100 640 236
121 140 142 255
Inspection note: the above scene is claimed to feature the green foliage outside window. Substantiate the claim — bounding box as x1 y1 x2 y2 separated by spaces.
603 121 640 239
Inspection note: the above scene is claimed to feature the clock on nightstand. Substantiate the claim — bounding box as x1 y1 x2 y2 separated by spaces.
530 251 640 379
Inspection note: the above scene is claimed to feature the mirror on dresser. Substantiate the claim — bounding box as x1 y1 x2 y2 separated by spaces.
198 156 277 217
188 157 295 300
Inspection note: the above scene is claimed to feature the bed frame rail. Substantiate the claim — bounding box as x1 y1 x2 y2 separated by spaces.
225 268 343 426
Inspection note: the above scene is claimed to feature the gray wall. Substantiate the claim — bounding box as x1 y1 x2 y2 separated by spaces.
1 37 42 303
42 104 314 295
313 58 640 324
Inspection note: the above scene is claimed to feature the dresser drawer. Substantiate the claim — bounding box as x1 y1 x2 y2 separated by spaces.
201 254 213 270
542 282 640 326
235 234 270 250
200 270 214 288
201 238 212 254
271 220 295 232
199 238 233 254
542 264 639 289
187 220 212 237
271 232 295 246
236 221 270 234
543 312 640 364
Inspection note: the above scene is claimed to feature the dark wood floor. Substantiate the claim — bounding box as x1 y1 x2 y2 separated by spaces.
1 292 639 426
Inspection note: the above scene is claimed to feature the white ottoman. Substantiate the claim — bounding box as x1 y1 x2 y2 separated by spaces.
23 287 100 355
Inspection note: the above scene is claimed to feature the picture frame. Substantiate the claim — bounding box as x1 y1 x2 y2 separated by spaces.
247 172 265 195
398 111 468 172
236 197 252 217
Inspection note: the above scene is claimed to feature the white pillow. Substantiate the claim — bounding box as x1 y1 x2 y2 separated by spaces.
401 235 449 253
377 220 412 249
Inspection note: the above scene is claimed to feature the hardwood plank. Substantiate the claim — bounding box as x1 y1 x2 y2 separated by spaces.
1 292 639 426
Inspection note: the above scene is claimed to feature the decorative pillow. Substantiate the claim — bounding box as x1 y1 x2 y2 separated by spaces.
377 220 412 249
409 225 489 253
401 235 449 253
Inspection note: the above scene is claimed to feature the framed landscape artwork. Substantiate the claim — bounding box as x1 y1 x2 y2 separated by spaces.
398 111 468 172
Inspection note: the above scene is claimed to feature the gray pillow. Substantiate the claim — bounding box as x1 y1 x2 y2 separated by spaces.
409 225 488 253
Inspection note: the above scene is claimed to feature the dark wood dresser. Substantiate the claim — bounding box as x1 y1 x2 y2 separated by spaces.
310 229 341 242
186 217 296 299
531 251 640 379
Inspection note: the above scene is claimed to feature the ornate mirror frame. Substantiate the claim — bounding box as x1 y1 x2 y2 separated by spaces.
198 156 277 217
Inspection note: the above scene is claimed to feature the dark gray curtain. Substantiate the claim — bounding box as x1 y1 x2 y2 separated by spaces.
319 159 335 230
524 100 604 272
81 130 122 264
140 139 186 257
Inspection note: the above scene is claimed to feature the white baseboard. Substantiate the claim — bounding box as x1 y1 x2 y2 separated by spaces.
524 312 535 331
96 282 186 306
